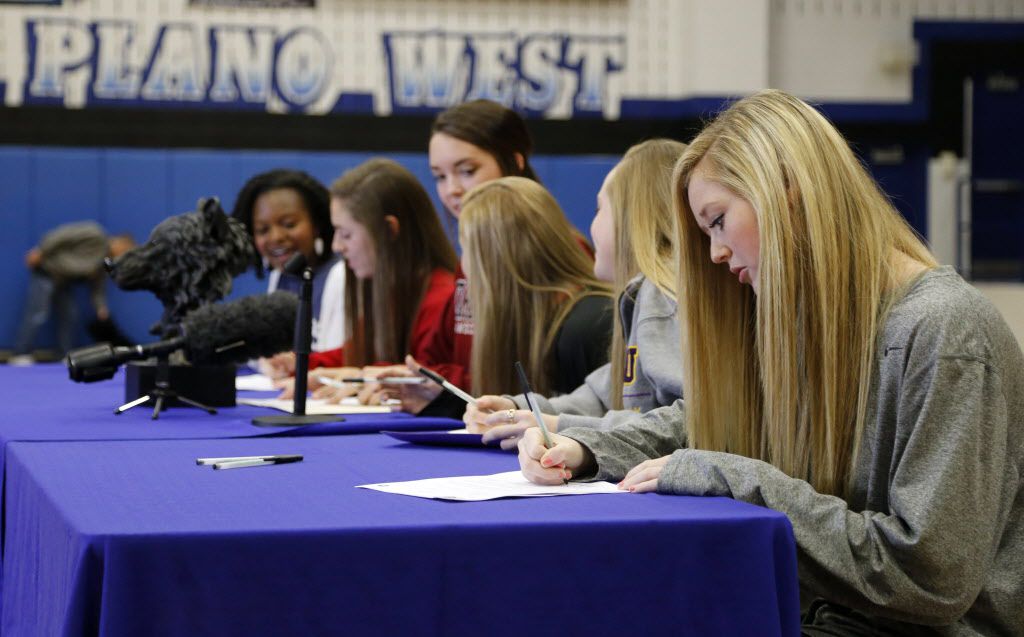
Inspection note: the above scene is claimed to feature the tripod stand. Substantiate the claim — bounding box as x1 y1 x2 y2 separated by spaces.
114 350 217 420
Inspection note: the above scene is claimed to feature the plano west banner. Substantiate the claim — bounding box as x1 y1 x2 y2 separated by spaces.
3 15 625 118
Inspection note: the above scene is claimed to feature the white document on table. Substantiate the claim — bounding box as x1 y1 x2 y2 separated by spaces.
235 374 277 391
238 397 392 415
357 470 627 501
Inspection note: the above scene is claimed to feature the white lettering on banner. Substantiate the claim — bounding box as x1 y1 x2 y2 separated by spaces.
517 34 561 112
22 18 333 112
563 37 625 113
27 17 92 99
140 24 206 102
463 34 517 104
274 28 332 107
18 17 624 118
387 29 472 108
384 30 624 117
93 21 142 99
208 25 275 103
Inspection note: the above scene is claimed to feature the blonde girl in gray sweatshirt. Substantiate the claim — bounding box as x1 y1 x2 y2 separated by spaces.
462 139 687 450
519 90 1023 635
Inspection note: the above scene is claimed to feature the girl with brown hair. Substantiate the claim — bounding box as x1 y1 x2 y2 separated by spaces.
277 158 458 400
459 176 613 398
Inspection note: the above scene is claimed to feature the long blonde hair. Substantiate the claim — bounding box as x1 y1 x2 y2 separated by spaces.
461 177 612 396
331 159 457 365
674 90 937 497
605 139 686 409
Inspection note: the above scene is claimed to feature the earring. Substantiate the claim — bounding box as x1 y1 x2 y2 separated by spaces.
314 237 324 256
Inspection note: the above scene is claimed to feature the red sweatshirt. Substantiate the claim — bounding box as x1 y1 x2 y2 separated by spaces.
308 268 456 370
421 233 594 389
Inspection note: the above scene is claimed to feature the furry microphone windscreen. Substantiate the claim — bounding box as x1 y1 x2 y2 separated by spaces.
107 197 257 334
182 291 298 364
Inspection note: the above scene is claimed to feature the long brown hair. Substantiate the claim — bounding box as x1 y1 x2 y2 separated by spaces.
331 159 457 365
460 177 612 395
674 90 936 497
604 139 686 409
431 100 538 181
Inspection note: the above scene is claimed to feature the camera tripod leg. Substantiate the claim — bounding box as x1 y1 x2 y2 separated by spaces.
151 394 165 420
115 394 151 415
177 395 217 415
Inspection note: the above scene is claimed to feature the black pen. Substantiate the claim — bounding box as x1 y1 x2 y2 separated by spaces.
417 367 477 405
513 362 555 448
318 376 425 385
514 361 565 484
196 454 302 465
205 455 303 470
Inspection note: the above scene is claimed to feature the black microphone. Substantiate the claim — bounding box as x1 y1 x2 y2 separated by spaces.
66 291 298 382
182 290 298 364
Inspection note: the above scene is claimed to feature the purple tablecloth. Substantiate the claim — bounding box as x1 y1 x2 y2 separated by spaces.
2 434 800 636
0 365 460 448
0 363 462 624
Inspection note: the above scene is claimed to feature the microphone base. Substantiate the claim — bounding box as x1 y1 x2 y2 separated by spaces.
125 361 236 407
251 414 345 428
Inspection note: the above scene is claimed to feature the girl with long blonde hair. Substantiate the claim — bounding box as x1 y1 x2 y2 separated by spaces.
519 90 1024 634
460 176 613 398
463 139 686 449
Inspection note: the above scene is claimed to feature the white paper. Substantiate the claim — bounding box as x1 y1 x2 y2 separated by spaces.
356 470 627 501
235 374 278 392
238 397 392 415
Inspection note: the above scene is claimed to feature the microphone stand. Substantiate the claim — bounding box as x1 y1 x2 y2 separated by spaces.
114 349 218 420
252 257 344 427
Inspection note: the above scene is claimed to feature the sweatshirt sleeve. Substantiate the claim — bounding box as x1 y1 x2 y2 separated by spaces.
656 352 1014 626
523 364 666 432
308 347 344 370
516 364 610 418
559 400 688 480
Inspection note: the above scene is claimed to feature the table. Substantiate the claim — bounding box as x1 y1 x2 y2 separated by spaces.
0 364 460 455
0 363 462 623
2 434 800 636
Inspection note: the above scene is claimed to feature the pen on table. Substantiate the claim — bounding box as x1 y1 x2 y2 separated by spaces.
213 455 303 470
316 376 424 387
416 367 477 405
196 454 303 467
513 361 566 484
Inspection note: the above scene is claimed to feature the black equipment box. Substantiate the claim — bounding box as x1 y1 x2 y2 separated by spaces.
124 361 236 407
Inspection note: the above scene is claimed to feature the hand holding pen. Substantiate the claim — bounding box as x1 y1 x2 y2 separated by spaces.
517 428 586 485
416 365 477 405
513 361 572 484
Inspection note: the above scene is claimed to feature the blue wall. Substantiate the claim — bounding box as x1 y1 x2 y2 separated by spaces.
0 146 618 349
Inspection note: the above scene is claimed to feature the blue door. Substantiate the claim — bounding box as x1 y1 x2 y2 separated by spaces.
970 71 1024 280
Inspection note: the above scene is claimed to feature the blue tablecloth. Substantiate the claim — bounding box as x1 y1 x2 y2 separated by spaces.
0 363 462 624
2 434 800 636
0 365 460 448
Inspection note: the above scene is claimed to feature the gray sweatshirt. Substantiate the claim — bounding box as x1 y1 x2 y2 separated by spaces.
563 267 1024 635
514 276 682 431
37 221 109 311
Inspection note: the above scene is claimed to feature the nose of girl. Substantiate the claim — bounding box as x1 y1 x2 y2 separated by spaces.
710 239 731 264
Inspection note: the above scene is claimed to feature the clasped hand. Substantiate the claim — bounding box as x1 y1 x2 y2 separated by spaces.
463 396 560 451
